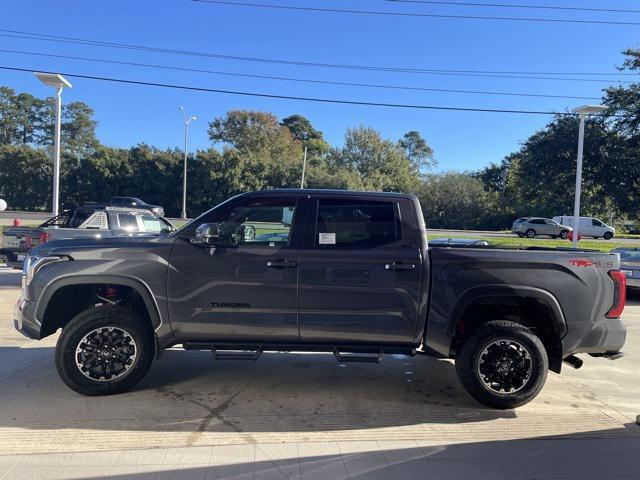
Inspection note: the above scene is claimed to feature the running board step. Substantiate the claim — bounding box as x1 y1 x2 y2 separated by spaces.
212 349 263 361
333 348 383 364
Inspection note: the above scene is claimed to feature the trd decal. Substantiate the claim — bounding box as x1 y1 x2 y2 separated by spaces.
569 259 615 268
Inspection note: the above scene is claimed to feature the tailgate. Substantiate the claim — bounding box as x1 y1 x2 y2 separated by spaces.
1 227 43 250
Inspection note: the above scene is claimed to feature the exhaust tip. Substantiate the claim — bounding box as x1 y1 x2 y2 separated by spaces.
563 355 584 369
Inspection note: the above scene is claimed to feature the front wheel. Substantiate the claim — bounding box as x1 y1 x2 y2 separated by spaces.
455 321 548 409
603 232 613 240
55 306 154 396
559 230 569 240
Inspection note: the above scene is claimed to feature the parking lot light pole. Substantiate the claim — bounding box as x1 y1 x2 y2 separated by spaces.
571 104 608 248
34 73 72 216
179 106 197 220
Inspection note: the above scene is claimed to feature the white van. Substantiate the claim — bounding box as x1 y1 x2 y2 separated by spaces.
552 216 615 239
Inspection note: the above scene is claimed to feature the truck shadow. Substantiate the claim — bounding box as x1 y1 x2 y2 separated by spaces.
0 346 519 436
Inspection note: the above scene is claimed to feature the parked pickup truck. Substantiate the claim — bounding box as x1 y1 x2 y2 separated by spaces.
1 206 175 268
14 190 627 409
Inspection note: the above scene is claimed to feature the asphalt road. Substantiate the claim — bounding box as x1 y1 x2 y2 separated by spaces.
0 266 639 479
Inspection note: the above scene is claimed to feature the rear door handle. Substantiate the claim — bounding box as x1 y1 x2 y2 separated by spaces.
266 259 298 269
385 262 416 272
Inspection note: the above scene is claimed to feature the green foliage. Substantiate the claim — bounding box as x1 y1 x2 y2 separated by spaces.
417 172 499 229
399 130 436 171
0 144 52 210
328 126 421 192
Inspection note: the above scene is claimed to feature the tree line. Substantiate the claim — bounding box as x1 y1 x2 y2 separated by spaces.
1 49 640 228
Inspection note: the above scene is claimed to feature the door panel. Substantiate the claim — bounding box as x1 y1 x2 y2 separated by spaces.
298 197 422 345
167 195 301 342
167 240 299 341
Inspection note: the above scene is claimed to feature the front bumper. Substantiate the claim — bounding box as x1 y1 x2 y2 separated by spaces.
13 295 41 339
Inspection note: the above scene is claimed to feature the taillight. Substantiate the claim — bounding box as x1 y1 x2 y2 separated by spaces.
39 232 50 244
606 270 626 318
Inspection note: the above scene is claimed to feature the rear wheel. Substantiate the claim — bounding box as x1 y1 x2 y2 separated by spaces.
455 321 548 409
517 233 524 238
55 306 154 396
525 229 536 238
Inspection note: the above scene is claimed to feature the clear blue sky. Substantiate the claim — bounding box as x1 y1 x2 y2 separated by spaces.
2 0 639 171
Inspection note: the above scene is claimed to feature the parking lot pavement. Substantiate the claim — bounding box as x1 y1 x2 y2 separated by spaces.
0 280 639 479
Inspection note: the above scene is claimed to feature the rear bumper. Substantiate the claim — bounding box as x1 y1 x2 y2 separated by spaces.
571 317 626 355
0 248 27 269
13 296 41 340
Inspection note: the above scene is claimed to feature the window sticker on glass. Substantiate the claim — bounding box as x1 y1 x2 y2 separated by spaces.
319 232 336 245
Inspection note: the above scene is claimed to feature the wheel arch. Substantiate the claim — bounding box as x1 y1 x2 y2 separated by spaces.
36 275 162 338
450 285 566 373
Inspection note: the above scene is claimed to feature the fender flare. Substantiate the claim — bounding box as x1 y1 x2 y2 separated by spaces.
36 274 163 331
450 284 567 338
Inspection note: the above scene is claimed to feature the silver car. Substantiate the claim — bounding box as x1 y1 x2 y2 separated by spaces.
511 217 573 239
612 247 640 289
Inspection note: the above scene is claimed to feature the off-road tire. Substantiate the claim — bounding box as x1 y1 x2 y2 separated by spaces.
455 321 548 409
525 229 536 238
55 305 154 396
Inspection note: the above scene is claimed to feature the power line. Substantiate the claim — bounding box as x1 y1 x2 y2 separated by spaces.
0 29 633 83
191 0 640 26
0 49 602 101
382 0 640 15
0 65 611 116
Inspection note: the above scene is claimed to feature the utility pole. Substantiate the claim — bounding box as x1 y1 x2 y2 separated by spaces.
570 105 607 248
179 106 196 220
300 144 308 189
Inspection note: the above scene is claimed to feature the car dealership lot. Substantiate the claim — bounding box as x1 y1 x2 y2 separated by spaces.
0 266 639 479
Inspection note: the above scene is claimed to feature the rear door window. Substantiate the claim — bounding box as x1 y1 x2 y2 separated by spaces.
314 198 400 249
117 213 140 232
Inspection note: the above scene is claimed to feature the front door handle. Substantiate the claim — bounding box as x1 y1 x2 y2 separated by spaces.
385 262 416 272
266 259 298 269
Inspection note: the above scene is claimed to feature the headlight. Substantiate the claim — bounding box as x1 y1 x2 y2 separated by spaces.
23 255 66 287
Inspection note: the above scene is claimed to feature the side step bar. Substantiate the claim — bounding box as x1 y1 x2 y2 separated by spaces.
333 348 383 364
212 348 263 361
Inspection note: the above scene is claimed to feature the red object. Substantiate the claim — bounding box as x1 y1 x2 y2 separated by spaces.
606 270 627 318
567 231 582 242
39 231 50 244
103 287 119 299
12 218 21 227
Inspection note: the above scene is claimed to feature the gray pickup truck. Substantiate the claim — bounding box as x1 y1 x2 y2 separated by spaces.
14 190 627 409
1 206 175 268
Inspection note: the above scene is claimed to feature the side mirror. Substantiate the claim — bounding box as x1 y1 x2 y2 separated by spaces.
191 223 219 246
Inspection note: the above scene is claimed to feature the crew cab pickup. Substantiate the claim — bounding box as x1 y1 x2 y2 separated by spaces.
14 190 627 409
